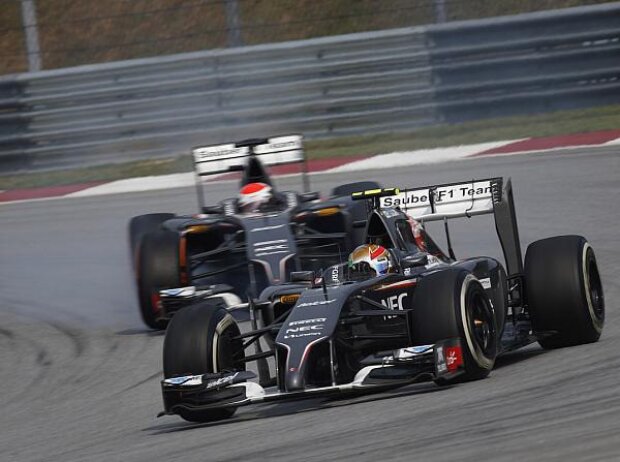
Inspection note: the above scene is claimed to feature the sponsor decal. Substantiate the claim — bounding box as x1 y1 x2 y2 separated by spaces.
193 144 248 160
164 375 203 386
296 299 336 308
205 372 239 390
445 346 464 372
434 185 491 202
394 344 434 360
407 345 434 354
267 140 296 150
479 277 492 289
436 346 447 373
224 202 236 215
331 266 340 282
382 190 429 207
381 292 408 310
288 317 327 326
403 267 412 276
279 294 300 304
253 239 289 257
382 208 400 218
375 280 416 291
160 286 197 298
284 317 326 339
196 148 241 159
381 181 493 211
425 255 443 268
250 224 286 232
254 136 302 154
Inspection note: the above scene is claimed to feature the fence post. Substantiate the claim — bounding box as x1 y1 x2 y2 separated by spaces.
20 0 42 71
433 0 447 23
225 0 243 47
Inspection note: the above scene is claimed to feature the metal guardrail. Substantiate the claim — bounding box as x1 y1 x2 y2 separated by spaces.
1 3 619 172
427 4 620 122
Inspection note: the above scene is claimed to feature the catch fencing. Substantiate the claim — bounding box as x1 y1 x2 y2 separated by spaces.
1 2 619 172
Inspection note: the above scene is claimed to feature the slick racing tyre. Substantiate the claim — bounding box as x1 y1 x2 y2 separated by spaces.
411 269 498 384
163 302 245 422
128 213 175 270
525 235 604 349
136 229 181 330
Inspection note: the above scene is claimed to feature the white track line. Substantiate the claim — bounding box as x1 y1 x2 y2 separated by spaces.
326 140 523 173
478 141 620 158
604 136 620 146
66 172 196 197
10 135 616 203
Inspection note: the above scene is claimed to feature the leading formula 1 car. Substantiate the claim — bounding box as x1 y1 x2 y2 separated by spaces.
159 178 605 422
129 135 378 329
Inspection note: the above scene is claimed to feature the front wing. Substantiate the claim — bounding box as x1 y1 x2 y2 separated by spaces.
159 338 465 417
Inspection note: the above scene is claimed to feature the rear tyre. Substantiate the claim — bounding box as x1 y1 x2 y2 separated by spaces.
411 269 498 384
136 230 181 330
525 235 604 349
128 213 175 270
163 302 245 422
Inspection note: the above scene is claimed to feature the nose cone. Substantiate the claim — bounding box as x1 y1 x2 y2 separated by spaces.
285 368 306 392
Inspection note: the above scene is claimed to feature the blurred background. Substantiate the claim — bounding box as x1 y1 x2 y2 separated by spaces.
0 0 619 184
1 4 619 459
0 0 611 73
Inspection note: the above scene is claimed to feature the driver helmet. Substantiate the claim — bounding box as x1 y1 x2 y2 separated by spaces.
238 182 273 213
348 244 394 277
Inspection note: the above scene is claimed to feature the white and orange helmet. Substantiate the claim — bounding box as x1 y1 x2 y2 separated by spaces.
238 182 273 213
348 244 394 276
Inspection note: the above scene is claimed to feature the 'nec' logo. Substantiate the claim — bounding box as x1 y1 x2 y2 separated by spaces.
381 293 408 310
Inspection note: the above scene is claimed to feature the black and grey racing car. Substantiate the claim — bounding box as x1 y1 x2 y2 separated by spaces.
128 135 377 329
158 178 605 422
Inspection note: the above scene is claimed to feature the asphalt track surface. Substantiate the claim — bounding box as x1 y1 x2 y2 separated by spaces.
1 147 619 461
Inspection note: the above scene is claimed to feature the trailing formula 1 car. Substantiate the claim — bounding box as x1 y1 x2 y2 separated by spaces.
129 135 377 329
159 178 605 422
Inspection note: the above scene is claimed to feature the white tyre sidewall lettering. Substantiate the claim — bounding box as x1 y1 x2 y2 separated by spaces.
212 314 235 372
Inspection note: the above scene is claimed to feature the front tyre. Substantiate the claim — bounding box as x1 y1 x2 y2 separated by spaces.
411 269 498 384
525 235 604 349
163 302 245 422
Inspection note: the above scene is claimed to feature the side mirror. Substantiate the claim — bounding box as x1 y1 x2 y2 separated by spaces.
201 205 223 214
401 254 428 271
300 191 320 202
290 271 315 284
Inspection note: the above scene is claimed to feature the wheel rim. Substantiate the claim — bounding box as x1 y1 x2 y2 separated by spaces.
214 315 245 373
587 254 604 322
583 245 605 333
468 289 496 358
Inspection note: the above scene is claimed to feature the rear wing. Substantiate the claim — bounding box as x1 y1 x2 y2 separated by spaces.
192 134 305 177
379 179 500 222
191 134 309 210
353 178 523 278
